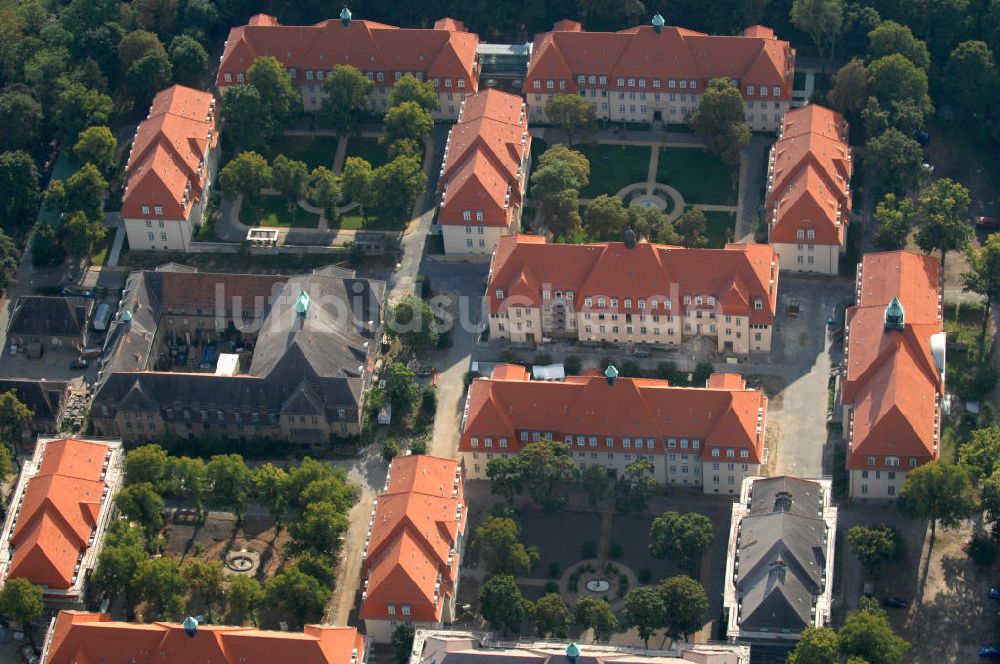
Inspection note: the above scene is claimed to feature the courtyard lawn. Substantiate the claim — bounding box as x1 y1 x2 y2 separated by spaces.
576 144 651 199
329 212 364 230
344 136 388 168
656 147 738 205
700 210 736 248
269 135 340 170
239 195 321 228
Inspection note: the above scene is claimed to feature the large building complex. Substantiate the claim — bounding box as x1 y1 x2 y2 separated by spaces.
90 265 384 447
766 105 852 274
121 85 219 252
360 455 467 642
724 476 837 655
485 235 779 355
41 610 368 663
437 89 531 255
841 251 945 499
524 18 794 131
460 364 767 494
0 437 123 604
217 13 479 119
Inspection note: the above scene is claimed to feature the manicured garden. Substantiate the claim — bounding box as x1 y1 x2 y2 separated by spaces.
656 147 738 205
238 195 321 228
344 136 388 168
267 135 339 170
576 144 651 198
700 210 736 248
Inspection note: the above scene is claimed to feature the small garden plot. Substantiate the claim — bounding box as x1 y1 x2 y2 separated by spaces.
344 136 389 168
576 144 651 198
657 147 738 205
269 135 340 170
239 195 321 228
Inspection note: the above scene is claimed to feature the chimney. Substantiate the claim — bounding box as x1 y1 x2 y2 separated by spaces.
604 364 619 386
623 228 637 249
340 6 352 27
652 13 665 33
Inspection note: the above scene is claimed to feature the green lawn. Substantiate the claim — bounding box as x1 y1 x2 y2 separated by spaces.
89 227 117 266
330 212 364 230
344 137 388 168
575 144 651 199
38 152 82 225
700 210 736 248
656 147 738 205
239 195 321 228
943 301 994 405
269 135 340 170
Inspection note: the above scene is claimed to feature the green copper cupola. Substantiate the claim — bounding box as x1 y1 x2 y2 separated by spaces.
295 290 310 316
340 7 352 27
652 13 665 33
566 643 581 663
884 296 905 331
605 363 619 385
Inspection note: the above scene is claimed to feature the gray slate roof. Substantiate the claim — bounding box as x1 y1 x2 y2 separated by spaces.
8 296 91 338
0 379 67 423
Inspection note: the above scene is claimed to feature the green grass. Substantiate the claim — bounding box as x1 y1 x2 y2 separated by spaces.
269 135 340 170
344 137 388 168
656 147 738 205
943 301 995 403
119 251 343 273
38 153 83 226
575 144 651 198
700 210 736 248
89 228 116 266
239 195 321 228
330 213 364 230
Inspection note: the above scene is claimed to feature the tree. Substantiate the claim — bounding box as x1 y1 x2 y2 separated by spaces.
252 463 289 525
674 209 709 247
628 205 681 244
247 56 300 134
962 427 1000 479
868 21 931 70
124 443 168 487
0 150 41 231
125 49 174 109
827 58 869 114
182 558 224 607
945 41 1000 124
388 294 438 349
0 390 32 449
368 155 426 226
535 593 572 638
265 566 328 629
791 0 844 60
388 74 439 112
873 193 915 250
206 454 252 522
541 189 583 239
657 576 708 642
615 458 658 512
53 83 113 144
271 155 308 222
219 151 272 221
383 362 421 416
387 138 422 161
915 178 972 272
169 35 208 86
132 556 185 618
0 578 43 630
531 162 584 202
226 574 263 624
623 586 665 648
867 54 932 118
131 0 179 38
290 501 349 556
864 128 923 197
321 65 373 136
787 626 840 664
574 596 618 639
688 78 750 165
0 445 12 482
295 551 336 586
473 516 540 576
0 90 43 153
286 458 340 506
309 167 342 220
520 441 578 510
115 482 164 537
479 574 533 635
297 474 357 514
72 126 116 175
64 163 107 222
898 461 977 539
383 101 433 148
545 94 597 145
838 608 910 664
579 464 612 506
537 145 590 189
341 157 374 221
848 524 903 572
60 210 107 258
93 538 147 600
166 455 207 519
220 85 270 153
963 236 1000 342
649 511 714 575
583 195 627 241
0 231 17 292
391 624 416 663
487 455 525 506
117 29 164 73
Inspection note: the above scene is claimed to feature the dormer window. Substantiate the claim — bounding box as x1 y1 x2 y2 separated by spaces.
495 289 504 300
867 455 876 466
142 205 150 215
224 73 232 83
754 298 763 310
463 210 471 221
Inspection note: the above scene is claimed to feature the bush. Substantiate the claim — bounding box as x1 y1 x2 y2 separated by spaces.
968 532 999 565
564 355 582 375
608 542 623 559
463 371 481 390
409 439 427 455
548 562 561 578
382 440 400 462
620 361 642 377
420 386 437 415
582 541 598 558
605 563 617 574
545 580 560 594
693 361 714 386
534 353 554 366
499 350 519 364
638 568 651 583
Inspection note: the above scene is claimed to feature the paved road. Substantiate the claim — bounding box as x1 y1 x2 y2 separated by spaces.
735 135 771 243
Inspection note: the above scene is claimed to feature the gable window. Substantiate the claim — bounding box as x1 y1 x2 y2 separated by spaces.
458 79 466 88
533 80 541 89
142 205 150 215
746 85 754 95
909 457 918 468
546 80 554 89
154 206 163 216
470 437 478 448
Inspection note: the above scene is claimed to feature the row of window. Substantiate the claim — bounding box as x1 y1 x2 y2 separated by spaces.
499 291 764 311
226 68 465 90
865 455 917 468
141 205 163 216
796 229 817 240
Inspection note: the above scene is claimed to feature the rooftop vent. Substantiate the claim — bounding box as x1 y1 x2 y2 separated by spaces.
183 615 204 637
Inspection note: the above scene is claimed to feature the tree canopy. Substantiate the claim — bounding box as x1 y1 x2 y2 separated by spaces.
649 511 714 575
914 177 972 271
473 515 540 576
899 460 977 538
321 65 373 136
545 94 597 145
657 575 708 642
623 586 665 648
688 78 750 165
479 574 534 635
388 74 439 111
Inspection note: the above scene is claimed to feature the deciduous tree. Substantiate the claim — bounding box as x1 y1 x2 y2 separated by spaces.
219 151 272 221
945 41 1000 124
873 193 915 250
574 596 618 639
391 624 416 663
791 0 844 60
536 145 590 189
898 460 977 539
131 556 185 618
963 237 1000 342
579 464 612 506
0 231 18 292
60 210 107 258
117 29 164 73
847 524 903 572
271 155 308 222
545 94 597 145
0 578 43 630
247 56 300 133
520 440 578 510
264 566 328 629
72 126 117 175
115 481 164 537
124 443 168 487
206 454 252 523
616 458 657 512
387 295 438 350
226 574 263 624
867 21 931 70
915 177 972 272
674 209 709 247
867 54 932 118
0 90 43 153
64 162 107 222
473 516 540 576
623 586 665 648
787 626 840 664
628 205 681 244
0 390 32 450
583 194 627 241
290 501 350 556
863 128 922 197
688 78 750 165
252 463 290 526
53 83 113 144
827 58 869 114
479 574 534 635
657 575 708 642
321 65 373 136
486 455 524 505
383 101 433 148
534 593 572 638
220 85 269 153
369 155 426 227
541 188 583 239
341 156 374 220
388 74 439 112
169 35 208 86
838 608 910 664
125 49 174 109
182 558 224 607
93 538 147 601
649 511 714 575
309 167 342 220
166 456 207 519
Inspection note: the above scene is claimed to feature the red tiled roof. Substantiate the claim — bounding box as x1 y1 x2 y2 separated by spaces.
525 22 794 99
842 251 944 470
46 611 366 664
122 85 217 222
486 235 779 325
217 14 478 91
8 439 111 590
360 455 465 623
462 368 767 463
767 105 851 245
438 90 529 228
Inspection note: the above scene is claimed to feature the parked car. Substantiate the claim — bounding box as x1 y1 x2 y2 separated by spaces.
988 588 1000 600
976 216 999 231
70 358 88 370
980 647 1000 659
883 596 909 608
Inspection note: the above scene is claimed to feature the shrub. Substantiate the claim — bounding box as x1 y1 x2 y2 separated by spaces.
420 386 437 415
655 361 679 381
548 562 561 578
499 350 519 364
582 541 597 558
409 439 427 455
968 532 999 565
605 563 617 574
382 440 400 462
534 353 554 366
638 568 651 583
564 356 582 375
609 542 623 559
620 361 642 377
545 580 560 594
463 371 481 390
599 357 613 371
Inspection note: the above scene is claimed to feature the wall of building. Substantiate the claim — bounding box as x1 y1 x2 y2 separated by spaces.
849 468 906 499
773 242 840 275
299 84 464 120
443 224 508 255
